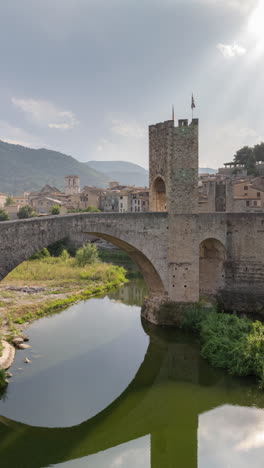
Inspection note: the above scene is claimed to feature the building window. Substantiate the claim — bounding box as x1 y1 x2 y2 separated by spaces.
244 185 248 190
244 193 248 196
246 201 250 207
254 201 257 206
257 192 261 197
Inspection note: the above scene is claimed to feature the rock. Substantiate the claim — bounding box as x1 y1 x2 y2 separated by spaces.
6 372 13 378
22 335 30 342
0 341 15 370
17 343 31 350
5 379 9 384
12 337 24 346
24 358 31 364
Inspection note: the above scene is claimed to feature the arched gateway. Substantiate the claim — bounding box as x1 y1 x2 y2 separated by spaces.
1 116 264 324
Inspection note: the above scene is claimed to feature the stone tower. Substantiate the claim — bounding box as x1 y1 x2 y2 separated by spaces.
65 175 80 195
149 118 199 214
149 117 199 304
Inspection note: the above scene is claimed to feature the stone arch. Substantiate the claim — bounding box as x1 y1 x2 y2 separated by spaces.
83 232 165 296
199 238 226 299
1 228 166 298
151 176 167 212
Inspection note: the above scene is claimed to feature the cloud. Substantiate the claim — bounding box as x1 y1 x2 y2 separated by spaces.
111 119 146 138
11 98 79 130
198 0 256 13
217 42 247 57
0 120 43 148
199 405 264 468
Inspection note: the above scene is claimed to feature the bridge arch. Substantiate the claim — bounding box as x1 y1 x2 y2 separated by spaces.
199 238 226 299
151 176 167 212
80 232 165 295
0 216 166 298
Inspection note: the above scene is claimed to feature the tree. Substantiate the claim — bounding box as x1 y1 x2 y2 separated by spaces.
253 142 264 163
5 196 14 206
75 243 99 266
17 205 36 219
0 209 9 221
51 205 61 215
234 146 254 166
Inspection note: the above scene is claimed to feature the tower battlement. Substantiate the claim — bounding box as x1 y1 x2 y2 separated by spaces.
149 116 199 214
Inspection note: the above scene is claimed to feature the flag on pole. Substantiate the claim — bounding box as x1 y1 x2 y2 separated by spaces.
172 104 175 121
191 94 196 110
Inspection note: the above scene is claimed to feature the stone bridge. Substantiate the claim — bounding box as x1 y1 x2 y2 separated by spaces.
0 210 264 323
0 116 264 322
0 321 264 468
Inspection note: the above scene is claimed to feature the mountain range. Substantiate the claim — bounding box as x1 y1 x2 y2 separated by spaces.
0 140 217 195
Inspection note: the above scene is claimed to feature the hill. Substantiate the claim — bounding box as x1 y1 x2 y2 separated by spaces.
87 160 149 187
88 161 217 185
199 167 217 174
0 141 110 194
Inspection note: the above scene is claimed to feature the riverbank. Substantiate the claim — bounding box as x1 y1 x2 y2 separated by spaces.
182 305 264 389
0 255 127 381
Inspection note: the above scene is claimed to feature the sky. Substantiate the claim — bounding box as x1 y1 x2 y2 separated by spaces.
0 0 264 169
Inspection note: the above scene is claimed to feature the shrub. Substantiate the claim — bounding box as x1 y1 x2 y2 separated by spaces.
0 368 7 389
5 196 14 206
51 205 60 215
47 239 68 257
75 243 99 266
0 209 9 221
17 205 36 219
30 248 50 260
182 306 264 388
60 249 70 262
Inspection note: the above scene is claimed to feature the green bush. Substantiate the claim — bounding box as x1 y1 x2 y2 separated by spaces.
182 307 264 388
0 209 9 221
50 205 60 215
5 196 14 206
75 243 99 266
0 368 7 389
47 239 68 257
17 205 36 219
30 248 50 260
60 249 70 262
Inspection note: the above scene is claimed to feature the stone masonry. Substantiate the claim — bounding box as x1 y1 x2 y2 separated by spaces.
0 116 264 324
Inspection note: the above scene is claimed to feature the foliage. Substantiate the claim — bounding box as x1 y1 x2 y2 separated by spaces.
182 307 264 388
0 368 7 389
17 205 36 219
6 254 125 284
0 209 9 221
30 248 50 260
5 196 14 206
233 142 264 175
50 205 60 215
75 243 99 266
47 239 69 257
60 249 70 262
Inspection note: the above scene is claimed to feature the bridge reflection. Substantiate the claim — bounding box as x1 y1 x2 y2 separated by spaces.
0 320 264 468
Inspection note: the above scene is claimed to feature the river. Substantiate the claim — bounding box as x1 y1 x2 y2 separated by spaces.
0 278 264 467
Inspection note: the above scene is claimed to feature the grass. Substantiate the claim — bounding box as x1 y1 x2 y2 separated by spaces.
182 305 264 388
7 256 126 284
0 256 127 330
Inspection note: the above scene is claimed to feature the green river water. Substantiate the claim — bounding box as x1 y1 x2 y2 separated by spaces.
1 279 264 468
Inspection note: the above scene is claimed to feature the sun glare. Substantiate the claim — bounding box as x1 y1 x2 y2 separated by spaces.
248 1 264 46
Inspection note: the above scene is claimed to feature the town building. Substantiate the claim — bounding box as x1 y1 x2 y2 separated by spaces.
65 175 80 195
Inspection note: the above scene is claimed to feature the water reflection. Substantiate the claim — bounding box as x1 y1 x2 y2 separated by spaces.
0 282 264 468
108 278 148 307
